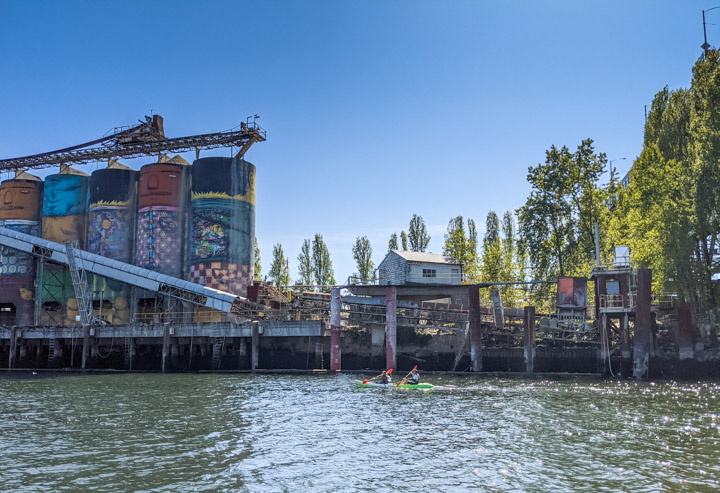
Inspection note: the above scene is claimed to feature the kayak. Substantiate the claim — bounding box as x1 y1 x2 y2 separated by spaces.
355 379 434 389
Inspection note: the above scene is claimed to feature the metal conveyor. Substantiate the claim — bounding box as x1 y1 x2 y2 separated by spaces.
0 226 257 316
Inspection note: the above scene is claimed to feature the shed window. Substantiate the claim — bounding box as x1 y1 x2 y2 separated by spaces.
423 269 436 278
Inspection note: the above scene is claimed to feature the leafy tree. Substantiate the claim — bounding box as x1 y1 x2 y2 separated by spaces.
408 214 431 252
443 215 479 281
269 243 291 288
296 239 314 286
400 231 408 251
517 139 608 287
253 237 262 281
352 236 375 281
388 233 399 252
312 234 336 288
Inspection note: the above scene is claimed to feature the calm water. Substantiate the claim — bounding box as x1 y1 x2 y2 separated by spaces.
0 373 718 492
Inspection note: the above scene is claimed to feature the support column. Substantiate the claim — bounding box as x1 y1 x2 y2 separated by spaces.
251 321 259 372
677 304 694 360
330 287 342 371
129 337 136 371
314 340 323 369
468 285 483 372
238 337 247 369
633 269 652 378
161 324 170 373
81 326 91 370
53 337 63 364
385 286 397 371
621 313 630 359
523 306 536 374
8 328 17 369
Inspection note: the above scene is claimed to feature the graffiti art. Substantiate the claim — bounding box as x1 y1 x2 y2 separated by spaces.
136 207 182 276
88 207 132 261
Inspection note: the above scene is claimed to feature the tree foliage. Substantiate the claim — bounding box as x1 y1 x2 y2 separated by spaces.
269 243 291 288
443 216 479 281
253 237 262 281
352 236 375 281
312 234 336 288
296 239 314 286
388 233 398 252
400 231 408 251
408 214 430 252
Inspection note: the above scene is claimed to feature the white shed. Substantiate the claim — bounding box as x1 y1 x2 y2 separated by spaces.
377 250 463 286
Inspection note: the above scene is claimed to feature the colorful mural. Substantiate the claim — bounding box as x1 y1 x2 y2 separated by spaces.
88 208 132 260
190 158 255 297
43 174 89 217
0 177 43 326
135 207 182 277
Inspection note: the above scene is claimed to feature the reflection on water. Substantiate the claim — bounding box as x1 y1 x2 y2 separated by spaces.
0 373 718 492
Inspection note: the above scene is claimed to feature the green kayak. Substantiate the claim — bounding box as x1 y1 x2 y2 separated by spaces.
355 379 434 389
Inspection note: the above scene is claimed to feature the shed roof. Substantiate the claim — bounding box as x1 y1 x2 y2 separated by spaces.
391 250 462 265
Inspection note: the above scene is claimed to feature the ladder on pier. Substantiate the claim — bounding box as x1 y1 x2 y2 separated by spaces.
124 338 132 367
47 337 55 363
65 240 93 327
211 337 224 370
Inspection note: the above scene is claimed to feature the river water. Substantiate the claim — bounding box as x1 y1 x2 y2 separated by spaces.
0 373 718 492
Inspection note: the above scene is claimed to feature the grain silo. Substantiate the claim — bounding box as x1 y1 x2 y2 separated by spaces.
189 157 255 296
40 166 89 325
0 172 43 326
87 161 137 324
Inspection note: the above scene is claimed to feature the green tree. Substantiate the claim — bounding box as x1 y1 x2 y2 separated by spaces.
388 233 399 252
253 237 262 281
312 234 336 288
269 243 291 288
517 140 608 281
400 231 408 251
443 215 479 281
352 236 375 281
408 214 431 252
296 239 314 287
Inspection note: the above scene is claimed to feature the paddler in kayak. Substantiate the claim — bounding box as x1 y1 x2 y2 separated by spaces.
399 368 420 385
377 370 392 384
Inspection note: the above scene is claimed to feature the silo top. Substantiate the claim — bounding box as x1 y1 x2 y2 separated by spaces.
138 163 186 208
43 174 90 217
0 179 43 221
191 157 255 205
90 168 137 208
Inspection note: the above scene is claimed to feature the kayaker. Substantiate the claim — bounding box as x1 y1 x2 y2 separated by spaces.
409 368 419 385
379 370 391 384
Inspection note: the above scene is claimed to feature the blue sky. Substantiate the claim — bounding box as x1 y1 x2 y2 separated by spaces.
0 1 712 282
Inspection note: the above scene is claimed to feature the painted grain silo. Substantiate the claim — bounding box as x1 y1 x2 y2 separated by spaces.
42 166 90 246
40 166 89 326
87 161 137 324
135 159 189 278
189 157 255 296
0 172 43 326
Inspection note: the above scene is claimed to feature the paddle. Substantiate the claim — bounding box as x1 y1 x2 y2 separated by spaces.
397 365 418 386
363 368 392 384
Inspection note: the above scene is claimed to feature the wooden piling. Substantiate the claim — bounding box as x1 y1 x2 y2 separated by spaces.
468 285 483 372
330 287 342 371
8 328 17 369
385 287 397 371
81 326 91 370
523 306 536 374
633 268 652 378
162 324 170 373
677 304 694 360
251 321 259 372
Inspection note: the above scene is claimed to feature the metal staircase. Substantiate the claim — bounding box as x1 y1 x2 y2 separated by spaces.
64 240 92 326
211 337 224 369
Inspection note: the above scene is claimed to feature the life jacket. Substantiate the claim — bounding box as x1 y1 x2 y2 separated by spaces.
411 373 419 384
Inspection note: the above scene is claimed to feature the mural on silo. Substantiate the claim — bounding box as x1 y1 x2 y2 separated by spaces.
0 174 43 326
87 163 137 324
40 167 89 326
41 168 90 247
135 162 187 278
189 157 255 296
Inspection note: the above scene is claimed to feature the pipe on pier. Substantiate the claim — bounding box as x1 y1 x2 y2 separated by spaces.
524 306 536 374
468 286 483 372
633 269 652 378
